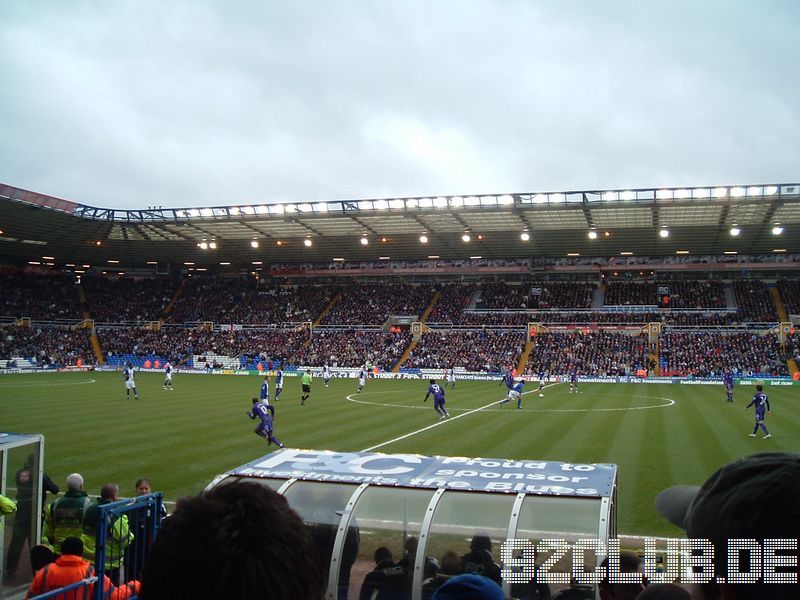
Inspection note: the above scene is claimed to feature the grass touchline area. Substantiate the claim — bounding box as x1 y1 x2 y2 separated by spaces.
2 371 798 537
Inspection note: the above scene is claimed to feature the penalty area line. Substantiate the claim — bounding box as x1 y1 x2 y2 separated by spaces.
358 382 561 453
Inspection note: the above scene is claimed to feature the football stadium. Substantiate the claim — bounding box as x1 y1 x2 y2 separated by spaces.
3 181 800 599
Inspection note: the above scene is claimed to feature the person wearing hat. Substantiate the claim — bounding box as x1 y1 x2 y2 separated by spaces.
431 573 505 600
655 451 800 600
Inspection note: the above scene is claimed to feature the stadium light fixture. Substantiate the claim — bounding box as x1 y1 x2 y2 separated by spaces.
75 270 85 274
774 249 787 253
42 256 54 260
250 240 259 248
676 250 690 255
470 256 482 259
587 231 598 239
462 233 471 243
28 261 40 265
567 253 580 257
724 251 738 255
419 235 428 244
65 263 76 267
772 226 784 235
209 242 217 249
333 257 345 261
252 261 262 265
360 237 369 245
659 229 669 238
729 227 741 236
95 241 102 246
219 262 231 265
276 240 283 246
108 260 119 264
379 256 390 260
146 261 158 265
520 232 530 241
428 255 439 259
620 251 634 256
198 242 208 250
381 237 388 243
183 262 194 265
82 264 90 268
304 239 312 247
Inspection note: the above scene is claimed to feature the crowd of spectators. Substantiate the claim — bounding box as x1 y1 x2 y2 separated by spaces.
168 277 251 323
243 284 336 323
291 330 411 369
525 332 649 376
659 332 788 377
604 282 657 305
83 275 179 323
663 281 727 309
777 279 800 315
731 280 778 321
475 283 529 310
0 325 93 366
98 326 308 365
405 330 524 372
322 284 436 325
0 270 83 320
425 284 478 324
538 282 595 308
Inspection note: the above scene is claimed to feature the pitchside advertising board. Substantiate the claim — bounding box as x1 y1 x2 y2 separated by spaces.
230 449 616 496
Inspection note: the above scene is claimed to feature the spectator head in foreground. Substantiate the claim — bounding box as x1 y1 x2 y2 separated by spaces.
66 473 84 491
431 573 505 600
655 452 800 600
139 481 325 600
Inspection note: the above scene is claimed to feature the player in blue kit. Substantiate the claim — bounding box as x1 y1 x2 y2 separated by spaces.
568 367 579 394
323 364 331 388
745 384 771 438
424 379 450 420
259 375 270 404
723 370 734 402
274 367 284 400
537 370 546 397
500 379 525 409
247 398 284 447
500 370 514 389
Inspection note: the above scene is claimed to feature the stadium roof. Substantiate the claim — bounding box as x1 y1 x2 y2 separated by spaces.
1 182 799 271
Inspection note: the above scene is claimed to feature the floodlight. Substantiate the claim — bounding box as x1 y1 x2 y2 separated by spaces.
520 232 530 241
659 229 669 238
729 227 741 236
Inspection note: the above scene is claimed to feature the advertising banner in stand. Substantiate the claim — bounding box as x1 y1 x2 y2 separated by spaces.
230 448 617 497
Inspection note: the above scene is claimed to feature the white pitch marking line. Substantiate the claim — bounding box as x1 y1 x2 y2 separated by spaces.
0 378 96 388
357 382 562 452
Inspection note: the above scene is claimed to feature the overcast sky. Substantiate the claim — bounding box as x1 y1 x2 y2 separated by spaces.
0 1 798 209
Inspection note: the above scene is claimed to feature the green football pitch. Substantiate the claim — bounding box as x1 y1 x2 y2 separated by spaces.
2 371 799 537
